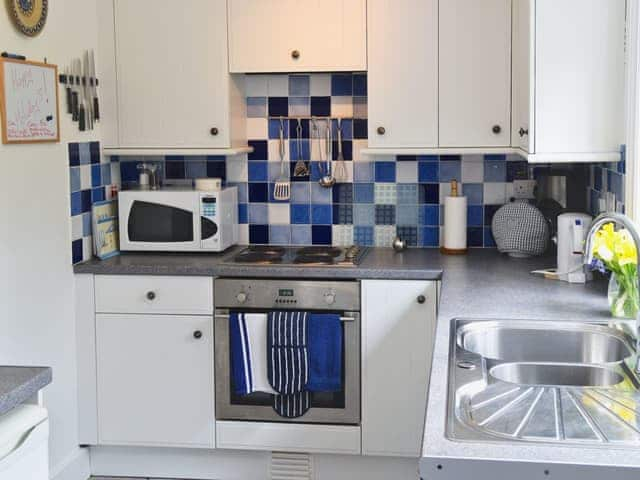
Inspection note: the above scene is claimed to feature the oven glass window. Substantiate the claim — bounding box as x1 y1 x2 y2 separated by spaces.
128 201 194 242
201 217 218 240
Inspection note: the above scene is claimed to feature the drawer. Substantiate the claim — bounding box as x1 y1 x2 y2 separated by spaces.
95 275 213 315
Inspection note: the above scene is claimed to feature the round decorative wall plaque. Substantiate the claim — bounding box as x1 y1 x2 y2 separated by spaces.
9 0 48 37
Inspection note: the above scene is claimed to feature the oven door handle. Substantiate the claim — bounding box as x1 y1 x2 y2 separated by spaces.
214 313 355 322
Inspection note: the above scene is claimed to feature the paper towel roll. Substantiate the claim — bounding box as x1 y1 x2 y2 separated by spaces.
443 196 468 252
195 178 222 191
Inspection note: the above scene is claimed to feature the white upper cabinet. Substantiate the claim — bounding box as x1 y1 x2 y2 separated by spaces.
228 0 367 73
439 0 512 148
513 0 626 163
101 0 246 151
367 0 438 148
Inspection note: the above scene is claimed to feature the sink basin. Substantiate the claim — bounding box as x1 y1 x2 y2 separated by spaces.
458 321 632 364
448 319 640 447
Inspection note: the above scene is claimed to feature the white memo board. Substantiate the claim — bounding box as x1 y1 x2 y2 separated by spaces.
0 58 60 144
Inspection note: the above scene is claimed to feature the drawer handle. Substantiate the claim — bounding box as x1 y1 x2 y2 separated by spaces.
193 330 203 339
377 126 386 135
146 291 156 301
417 295 426 304
492 125 502 134
210 127 219 136
291 49 300 59
519 127 529 137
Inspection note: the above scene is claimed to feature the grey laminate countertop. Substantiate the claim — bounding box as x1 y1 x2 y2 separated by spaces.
0 366 52 417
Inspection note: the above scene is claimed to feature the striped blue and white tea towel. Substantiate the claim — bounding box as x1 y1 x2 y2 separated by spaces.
230 312 277 395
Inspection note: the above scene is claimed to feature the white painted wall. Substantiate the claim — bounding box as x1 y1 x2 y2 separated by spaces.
0 1 101 477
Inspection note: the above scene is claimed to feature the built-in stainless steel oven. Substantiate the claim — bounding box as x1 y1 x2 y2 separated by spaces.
214 278 360 425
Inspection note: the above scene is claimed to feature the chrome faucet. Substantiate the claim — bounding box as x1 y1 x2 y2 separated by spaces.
584 212 640 373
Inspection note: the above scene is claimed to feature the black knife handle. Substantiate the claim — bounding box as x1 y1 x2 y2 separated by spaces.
66 87 72 114
71 92 79 121
93 97 100 121
78 105 86 131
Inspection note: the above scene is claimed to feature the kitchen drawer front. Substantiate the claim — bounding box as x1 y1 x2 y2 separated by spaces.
95 275 213 315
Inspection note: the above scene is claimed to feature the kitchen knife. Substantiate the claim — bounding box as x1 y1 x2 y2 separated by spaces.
83 51 93 130
89 49 100 121
71 61 79 122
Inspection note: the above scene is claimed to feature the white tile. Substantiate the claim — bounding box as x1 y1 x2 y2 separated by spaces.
80 164 92 190
82 236 93 260
505 183 515 201
238 224 249 245
267 75 289 97
268 139 290 162
352 140 369 162
246 117 268 139
331 97 353 118
110 163 121 188
310 73 332 96
245 74 268 96
484 182 508 205
268 204 290 224
374 226 396 247
374 183 397 204
461 155 484 183
331 161 353 183
226 156 248 182
332 225 354 246
439 182 452 203
71 215 83 241
396 162 418 183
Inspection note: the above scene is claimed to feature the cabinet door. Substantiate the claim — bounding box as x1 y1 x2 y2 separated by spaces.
439 0 512 147
96 314 214 447
361 280 437 457
511 0 534 152
367 0 438 148
228 0 367 73
114 0 230 147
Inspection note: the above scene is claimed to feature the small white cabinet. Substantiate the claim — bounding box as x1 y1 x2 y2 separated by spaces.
228 0 367 73
512 0 626 162
439 0 512 148
361 280 437 457
367 0 438 148
96 314 214 447
99 0 246 151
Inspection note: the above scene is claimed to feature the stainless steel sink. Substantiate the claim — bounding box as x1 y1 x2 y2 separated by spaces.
448 319 640 447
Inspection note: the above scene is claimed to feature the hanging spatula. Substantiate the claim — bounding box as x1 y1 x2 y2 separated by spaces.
293 118 309 177
273 118 291 200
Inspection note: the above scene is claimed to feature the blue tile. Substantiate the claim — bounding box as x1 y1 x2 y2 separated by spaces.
101 164 112 185
467 205 484 226
418 162 439 183
82 212 92 237
249 225 269 244
420 227 440 247
439 160 461 182
120 162 138 183
291 183 311 203
71 239 83 264
332 119 353 140
311 182 332 204
396 204 418 226
375 162 396 182
353 119 367 139
238 204 248 224
397 184 418 204
91 187 105 203
594 166 603 190
248 204 268 224
484 154 506 161
484 227 497 247
353 183 374 203
288 97 310 116
291 225 312 245
309 161 324 182
333 204 353 225
248 140 268 161
397 155 418 162
248 161 268 182
270 225 291 245
375 205 396 225
91 164 101 187
332 140 352 160
289 119 310 139
247 96 267 118
463 183 483 205
353 73 367 96
354 226 374 246
165 160 185 179
289 75 310 96
332 184 354 203
419 184 439 204
396 226 418 247
312 204 332 224
68 143 80 166
248 183 269 202
81 189 92 213
420 205 440 226
506 161 529 181
236 183 248 203
484 159 506 182
467 227 484 247
484 204 500 226
268 119 289 139
69 167 81 193
610 171 624 198
70 191 82 216
79 143 91 165
268 97 288 117
331 74 353 96
312 225 332 245
268 163 284 183
290 139 310 162
291 204 311 224
310 97 331 116
90 141 100 164
353 204 375 226
186 159 207 178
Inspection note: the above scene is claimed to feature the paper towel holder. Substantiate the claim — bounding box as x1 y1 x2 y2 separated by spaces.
440 180 469 255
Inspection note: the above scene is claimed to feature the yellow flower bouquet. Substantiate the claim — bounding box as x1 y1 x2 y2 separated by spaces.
590 223 639 318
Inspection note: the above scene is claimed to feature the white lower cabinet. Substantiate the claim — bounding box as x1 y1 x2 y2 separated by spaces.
361 280 437 457
95 314 214 447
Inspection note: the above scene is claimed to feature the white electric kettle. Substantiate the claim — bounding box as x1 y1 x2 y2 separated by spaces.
555 213 593 283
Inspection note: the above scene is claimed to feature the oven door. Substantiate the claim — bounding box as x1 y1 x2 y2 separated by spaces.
214 309 360 425
118 191 202 251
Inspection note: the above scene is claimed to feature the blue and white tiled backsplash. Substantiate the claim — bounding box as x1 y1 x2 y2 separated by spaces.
587 145 626 216
69 73 623 263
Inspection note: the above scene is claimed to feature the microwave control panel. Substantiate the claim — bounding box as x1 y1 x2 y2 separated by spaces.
201 196 218 218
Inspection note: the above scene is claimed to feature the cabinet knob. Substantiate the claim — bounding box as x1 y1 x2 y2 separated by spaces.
417 295 426 304
193 330 203 339
146 291 156 301
210 127 219 136
519 127 529 137
377 126 386 135
291 50 300 59
492 125 502 134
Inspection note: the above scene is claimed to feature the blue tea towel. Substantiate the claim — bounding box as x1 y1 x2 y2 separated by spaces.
307 313 343 392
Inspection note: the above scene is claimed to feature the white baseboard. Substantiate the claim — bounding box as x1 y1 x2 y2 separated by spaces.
50 447 91 480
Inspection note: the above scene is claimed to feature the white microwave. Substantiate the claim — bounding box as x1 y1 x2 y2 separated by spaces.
118 187 238 252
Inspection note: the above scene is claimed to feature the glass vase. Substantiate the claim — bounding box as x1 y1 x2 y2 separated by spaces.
608 274 640 319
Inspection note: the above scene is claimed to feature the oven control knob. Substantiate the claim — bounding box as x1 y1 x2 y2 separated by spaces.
324 293 336 305
236 292 248 304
